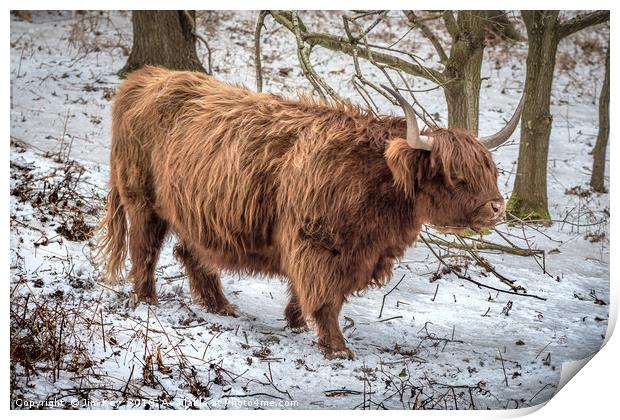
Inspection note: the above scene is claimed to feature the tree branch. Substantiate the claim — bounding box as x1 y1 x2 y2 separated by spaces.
442 10 459 39
487 10 526 42
558 10 609 40
419 235 547 300
269 10 446 85
290 11 340 100
404 10 448 63
254 11 268 92
424 236 544 257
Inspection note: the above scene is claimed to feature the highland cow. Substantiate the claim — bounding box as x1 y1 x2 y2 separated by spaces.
99 66 522 359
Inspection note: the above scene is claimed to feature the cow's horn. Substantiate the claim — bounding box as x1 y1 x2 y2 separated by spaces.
479 94 525 149
382 84 434 151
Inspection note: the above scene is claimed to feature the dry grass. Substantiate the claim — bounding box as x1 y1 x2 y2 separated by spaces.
10 138 105 243
67 11 130 57
10 281 100 397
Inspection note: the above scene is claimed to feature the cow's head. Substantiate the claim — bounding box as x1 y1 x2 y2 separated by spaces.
382 85 523 233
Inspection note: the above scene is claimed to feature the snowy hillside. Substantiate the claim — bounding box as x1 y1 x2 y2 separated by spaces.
10 11 609 410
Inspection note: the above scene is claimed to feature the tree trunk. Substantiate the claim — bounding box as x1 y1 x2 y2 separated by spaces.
443 11 487 133
119 11 206 77
590 45 610 192
507 11 560 224
443 56 483 132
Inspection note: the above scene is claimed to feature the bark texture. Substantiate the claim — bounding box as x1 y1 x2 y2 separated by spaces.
119 11 205 77
442 11 487 132
590 45 610 192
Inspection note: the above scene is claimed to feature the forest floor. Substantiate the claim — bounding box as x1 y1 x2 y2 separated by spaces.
10 11 610 410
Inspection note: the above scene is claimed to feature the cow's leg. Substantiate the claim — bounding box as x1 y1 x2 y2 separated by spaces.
286 230 353 359
312 296 354 360
293 280 353 359
126 207 168 304
285 290 308 331
174 243 238 316
288 250 354 359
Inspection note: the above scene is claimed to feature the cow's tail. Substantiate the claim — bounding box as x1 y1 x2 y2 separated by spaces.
96 183 128 285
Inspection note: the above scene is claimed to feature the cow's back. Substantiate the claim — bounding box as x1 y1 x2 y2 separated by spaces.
115 68 295 275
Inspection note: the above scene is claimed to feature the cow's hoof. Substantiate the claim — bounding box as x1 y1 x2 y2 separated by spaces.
134 293 158 305
194 298 239 317
289 325 309 334
215 303 239 317
286 318 309 332
322 347 355 360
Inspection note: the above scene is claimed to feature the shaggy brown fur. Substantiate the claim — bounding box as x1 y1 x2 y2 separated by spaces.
98 66 505 359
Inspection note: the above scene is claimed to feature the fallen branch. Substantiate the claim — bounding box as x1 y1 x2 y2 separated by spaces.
424 235 544 257
419 235 547 301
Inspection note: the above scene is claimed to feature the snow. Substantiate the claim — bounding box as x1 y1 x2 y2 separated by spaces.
10 11 609 410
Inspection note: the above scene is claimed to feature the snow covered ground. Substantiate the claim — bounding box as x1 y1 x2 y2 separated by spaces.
10 11 610 410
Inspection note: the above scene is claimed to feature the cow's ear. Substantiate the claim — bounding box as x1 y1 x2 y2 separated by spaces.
385 138 415 195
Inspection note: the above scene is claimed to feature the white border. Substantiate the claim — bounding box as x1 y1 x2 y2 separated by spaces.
4 2 616 419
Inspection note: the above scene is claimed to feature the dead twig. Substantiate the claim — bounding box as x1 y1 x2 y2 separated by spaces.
420 235 547 301
378 274 406 318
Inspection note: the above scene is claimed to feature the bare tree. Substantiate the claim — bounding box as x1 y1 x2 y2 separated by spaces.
590 44 610 193
260 10 507 134
507 11 609 223
119 11 206 77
